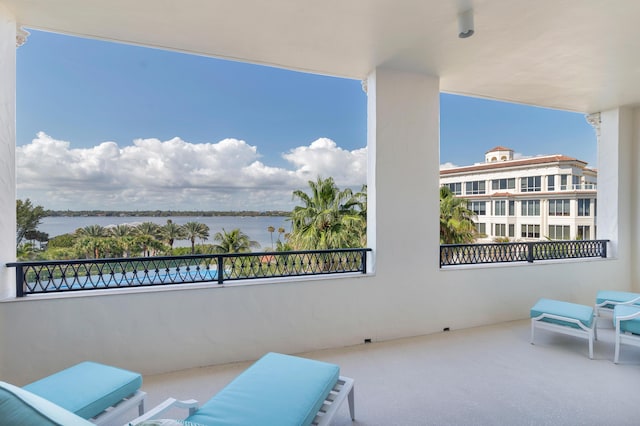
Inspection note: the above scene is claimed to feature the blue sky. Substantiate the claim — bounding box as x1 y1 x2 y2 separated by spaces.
16 29 597 211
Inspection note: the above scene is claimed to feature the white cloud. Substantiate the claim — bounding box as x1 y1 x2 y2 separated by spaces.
283 138 367 186
439 162 458 170
17 133 367 211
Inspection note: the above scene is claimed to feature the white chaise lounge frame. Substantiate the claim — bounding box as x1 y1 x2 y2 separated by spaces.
595 294 640 317
93 390 145 425
531 313 597 359
127 376 355 426
614 308 640 363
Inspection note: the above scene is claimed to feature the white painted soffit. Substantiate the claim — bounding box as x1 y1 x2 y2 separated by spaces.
4 0 640 113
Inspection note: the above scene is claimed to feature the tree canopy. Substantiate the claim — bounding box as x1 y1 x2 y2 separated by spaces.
212 228 260 253
288 177 366 250
16 199 47 248
439 186 477 244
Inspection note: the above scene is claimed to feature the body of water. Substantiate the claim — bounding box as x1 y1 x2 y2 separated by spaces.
39 215 290 251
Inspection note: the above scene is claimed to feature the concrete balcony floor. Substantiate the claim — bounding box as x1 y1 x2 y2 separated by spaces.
136 319 639 426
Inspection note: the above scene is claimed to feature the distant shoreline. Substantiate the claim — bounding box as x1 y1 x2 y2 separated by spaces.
46 210 291 218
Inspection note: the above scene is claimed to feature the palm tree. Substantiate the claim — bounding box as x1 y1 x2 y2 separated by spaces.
439 186 477 244
183 221 210 254
109 224 133 238
109 224 135 257
288 176 365 250
134 222 161 256
161 220 186 250
212 228 260 253
346 184 367 247
75 225 107 258
267 226 275 249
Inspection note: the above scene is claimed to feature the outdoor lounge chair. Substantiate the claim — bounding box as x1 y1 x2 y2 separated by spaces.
613 304 640 363
128 352 355 426
0 380 94 425
595 290 640 317
530 298 597 359
0 361 145 425
21 361 145 424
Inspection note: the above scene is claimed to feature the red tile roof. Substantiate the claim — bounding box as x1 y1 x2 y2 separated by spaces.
486 146 513 153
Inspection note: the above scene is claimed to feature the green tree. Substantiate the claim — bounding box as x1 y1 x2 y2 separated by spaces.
47 233 76 249
16 199 47 247
17 242 37 261
74 225 108 258
439 186 477 244
267 225 275 249
288 176 365 250
108 224 136 257
212 228 260 253
161 220 187 250
134 222 162 256
109 224 133 238
183 221 210 254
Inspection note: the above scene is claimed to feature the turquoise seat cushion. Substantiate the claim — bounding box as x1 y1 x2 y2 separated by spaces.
0 381 93 425
530 298 594 329
23 361 142 420
596 290 640 309
186 352 340 426
614 305 640 335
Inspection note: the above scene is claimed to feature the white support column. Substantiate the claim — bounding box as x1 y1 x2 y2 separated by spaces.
0 4 17 299
366 67 440 274
631 108 640 289
597 108 634 262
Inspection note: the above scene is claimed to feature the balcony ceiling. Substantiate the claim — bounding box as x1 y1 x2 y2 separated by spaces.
4 0 640 113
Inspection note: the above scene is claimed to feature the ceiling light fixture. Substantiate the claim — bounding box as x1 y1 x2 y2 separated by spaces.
458 9 474 38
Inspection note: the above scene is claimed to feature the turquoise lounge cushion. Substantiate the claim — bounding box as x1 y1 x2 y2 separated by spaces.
614 305 640 335
23 361 142 420
596 290 640 309
0 381 93 425
531 298 594 329
186 352 340 426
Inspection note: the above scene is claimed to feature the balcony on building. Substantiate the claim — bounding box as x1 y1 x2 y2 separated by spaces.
1 1 639 424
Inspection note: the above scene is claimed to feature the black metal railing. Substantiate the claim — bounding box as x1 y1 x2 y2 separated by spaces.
440 240 609 267
7 248 371 297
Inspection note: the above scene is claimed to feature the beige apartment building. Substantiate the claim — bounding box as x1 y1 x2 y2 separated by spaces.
440 146 597 242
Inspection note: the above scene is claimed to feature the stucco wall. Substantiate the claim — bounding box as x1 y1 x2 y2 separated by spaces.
0 67 634 385
0 4 16 300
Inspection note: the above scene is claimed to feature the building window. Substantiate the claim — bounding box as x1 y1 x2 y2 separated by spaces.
491 178 515 191
578 199 591 216
577 225 590 240
466 180 486 195
508 224 515 237
495 223 506 237
560 175 568 190
548 225 570 240
445 182 462 195
549 199 570 216
521 200 540 216
572 175 581 189
476 223 486 236
521 176 541 192
508 200 515 216
469 201 486 216
547 175 555 191
521 224 540 238
494 200 506 216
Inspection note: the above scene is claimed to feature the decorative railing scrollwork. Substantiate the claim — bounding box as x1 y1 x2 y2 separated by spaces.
7 248 371 297
440 240 608 267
